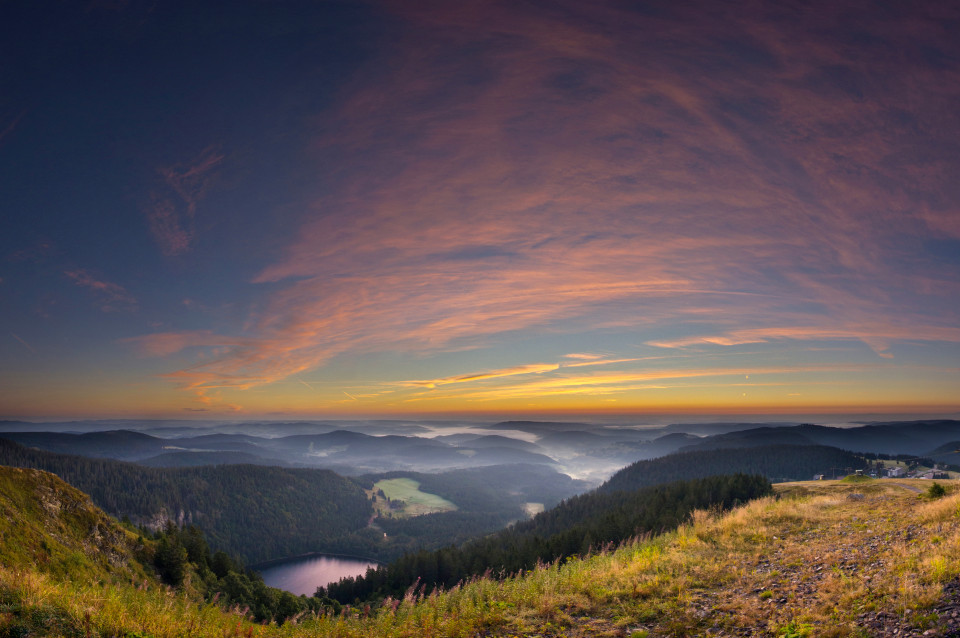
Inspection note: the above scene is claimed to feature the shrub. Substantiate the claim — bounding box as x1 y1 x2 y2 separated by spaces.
927 482 947 499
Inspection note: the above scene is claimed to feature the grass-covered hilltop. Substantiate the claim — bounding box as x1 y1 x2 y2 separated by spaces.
4 464 960 637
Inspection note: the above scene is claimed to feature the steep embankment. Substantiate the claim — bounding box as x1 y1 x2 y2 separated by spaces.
0 466 328 633
0 466 150 583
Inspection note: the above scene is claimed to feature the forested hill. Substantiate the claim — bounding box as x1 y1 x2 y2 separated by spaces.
321 474 772 604
0 438 371 564
599 444 868 494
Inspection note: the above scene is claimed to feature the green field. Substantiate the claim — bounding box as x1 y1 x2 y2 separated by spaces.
373 478 458 516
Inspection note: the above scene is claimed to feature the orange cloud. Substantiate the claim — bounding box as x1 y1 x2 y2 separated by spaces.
397 355 652 390
404 363 560 389
399 364 873 404
562 357 646 369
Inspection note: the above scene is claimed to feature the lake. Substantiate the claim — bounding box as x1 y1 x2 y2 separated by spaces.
256 554 378 596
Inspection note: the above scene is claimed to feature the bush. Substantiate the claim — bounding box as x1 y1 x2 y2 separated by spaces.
927 482 947 499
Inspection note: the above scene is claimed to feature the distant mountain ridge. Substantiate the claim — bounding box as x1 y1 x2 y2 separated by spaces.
600 444 871 493
0 427 559 473
677 420 960 456
4 418 958 487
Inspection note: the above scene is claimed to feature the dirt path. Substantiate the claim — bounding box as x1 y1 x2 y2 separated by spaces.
889 481 924 493
670 481 952 637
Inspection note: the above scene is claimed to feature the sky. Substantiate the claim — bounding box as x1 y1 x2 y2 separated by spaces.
1 0 959 420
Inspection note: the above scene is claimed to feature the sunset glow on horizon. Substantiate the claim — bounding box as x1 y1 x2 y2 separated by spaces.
2 1 959 420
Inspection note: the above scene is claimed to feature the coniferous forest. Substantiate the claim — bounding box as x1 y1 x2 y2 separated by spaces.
148 522 326 623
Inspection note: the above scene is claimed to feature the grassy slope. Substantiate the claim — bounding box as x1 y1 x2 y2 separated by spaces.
0 466 150 584
4 475 960 636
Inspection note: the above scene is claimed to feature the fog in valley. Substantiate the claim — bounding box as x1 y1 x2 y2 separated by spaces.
4 415 959 485
0 417 796 485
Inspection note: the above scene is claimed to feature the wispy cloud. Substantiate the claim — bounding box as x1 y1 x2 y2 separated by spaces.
393 355 701 395
647 324 960 358
122 330 248 356
403 363 560 389
145 147 223 256
7 239 55 264
562 357 646 369
134 0 960 408
145 196 193 257
64 269 137 312
399 364 873 404
10 333 36 354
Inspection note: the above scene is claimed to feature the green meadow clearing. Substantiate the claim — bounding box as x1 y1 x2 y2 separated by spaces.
372 478 458 517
